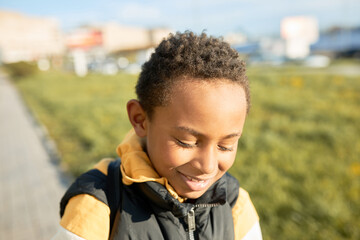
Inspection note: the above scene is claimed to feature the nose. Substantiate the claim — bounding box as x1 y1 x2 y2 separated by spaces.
192 145 218 175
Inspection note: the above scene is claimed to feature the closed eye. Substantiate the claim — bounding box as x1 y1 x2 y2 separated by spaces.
175 139 197 148
217 145 234 152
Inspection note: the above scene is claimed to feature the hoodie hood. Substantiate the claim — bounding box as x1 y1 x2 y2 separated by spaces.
116 129 186 203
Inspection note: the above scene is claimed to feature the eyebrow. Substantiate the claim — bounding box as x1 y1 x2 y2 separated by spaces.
175 126 242 139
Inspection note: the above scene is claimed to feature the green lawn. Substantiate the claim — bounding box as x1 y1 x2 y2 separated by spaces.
16 71 137 174
14 64 360 239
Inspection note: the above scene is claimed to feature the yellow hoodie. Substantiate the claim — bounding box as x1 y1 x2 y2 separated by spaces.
60 130 259 240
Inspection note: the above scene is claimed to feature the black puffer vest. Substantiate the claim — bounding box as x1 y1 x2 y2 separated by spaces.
60 160 240 240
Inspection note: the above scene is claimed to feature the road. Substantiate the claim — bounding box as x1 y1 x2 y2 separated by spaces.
0 73 71 239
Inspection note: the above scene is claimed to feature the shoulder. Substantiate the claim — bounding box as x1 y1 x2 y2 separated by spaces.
60 161 110 216
93 158 114 176
59 158 116 240
232 187 261 240
60 158 118 214
219 174 262 239
60 194 110 240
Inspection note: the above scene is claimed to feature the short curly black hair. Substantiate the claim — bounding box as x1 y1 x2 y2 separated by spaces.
136 31 250 118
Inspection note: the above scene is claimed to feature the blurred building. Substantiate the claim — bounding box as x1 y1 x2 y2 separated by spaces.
311 26 360 58
65 24 172 75
233 37 286 65
224 32 247 46
102 23 170 53
65 24 171 54
0 10 64 63
0 9 171 74
281 16 319 59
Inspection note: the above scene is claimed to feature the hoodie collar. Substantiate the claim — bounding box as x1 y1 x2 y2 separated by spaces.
137 176 228 217
116 129 186 203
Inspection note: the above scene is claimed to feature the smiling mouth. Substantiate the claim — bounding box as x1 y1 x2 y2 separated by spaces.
178 171 214 191
184 175 206 183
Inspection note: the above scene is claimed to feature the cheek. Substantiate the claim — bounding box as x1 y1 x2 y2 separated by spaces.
218 153 236 172
165 145 193 168
150 140 191 169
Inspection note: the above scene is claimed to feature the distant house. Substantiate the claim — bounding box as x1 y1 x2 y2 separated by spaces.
0 9 172 73
64 24 172 75
65 23 171 54
102 23 170 53
0 10 64 63
101 23 172 65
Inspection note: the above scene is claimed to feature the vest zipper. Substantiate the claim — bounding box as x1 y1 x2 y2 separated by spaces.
186 203 221 240
187 207 196 240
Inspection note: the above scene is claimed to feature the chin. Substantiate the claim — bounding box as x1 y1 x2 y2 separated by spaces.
179 189 207 200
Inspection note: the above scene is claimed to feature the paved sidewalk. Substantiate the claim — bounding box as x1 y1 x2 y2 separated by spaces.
0 74 72 239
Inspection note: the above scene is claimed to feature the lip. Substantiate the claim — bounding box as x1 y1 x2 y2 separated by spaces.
178 172 213 191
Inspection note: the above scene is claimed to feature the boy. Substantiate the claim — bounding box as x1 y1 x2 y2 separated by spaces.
53 31 262 240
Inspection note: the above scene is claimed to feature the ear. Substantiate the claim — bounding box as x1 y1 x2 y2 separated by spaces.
127 99 147 137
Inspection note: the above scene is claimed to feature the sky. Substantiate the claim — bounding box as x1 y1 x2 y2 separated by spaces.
0 0 359 37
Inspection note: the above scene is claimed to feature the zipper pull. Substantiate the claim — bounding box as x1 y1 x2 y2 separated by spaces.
187 208 196 232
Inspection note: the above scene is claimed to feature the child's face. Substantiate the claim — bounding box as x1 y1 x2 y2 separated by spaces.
144 79 247 199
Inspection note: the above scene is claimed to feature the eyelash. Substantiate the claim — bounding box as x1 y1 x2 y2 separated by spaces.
175 139 234 152
176 139 196 148
218 145 234 152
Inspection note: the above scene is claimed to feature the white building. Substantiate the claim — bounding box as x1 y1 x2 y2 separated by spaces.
101 23 171 53
0 10 64 63
281 16 319 59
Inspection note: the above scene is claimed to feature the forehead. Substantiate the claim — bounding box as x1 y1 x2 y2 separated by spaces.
169 77 246 105
168 76 240 95
151 79 247 134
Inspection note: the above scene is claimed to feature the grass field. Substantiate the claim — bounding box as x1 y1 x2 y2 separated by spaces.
14 63 360 239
